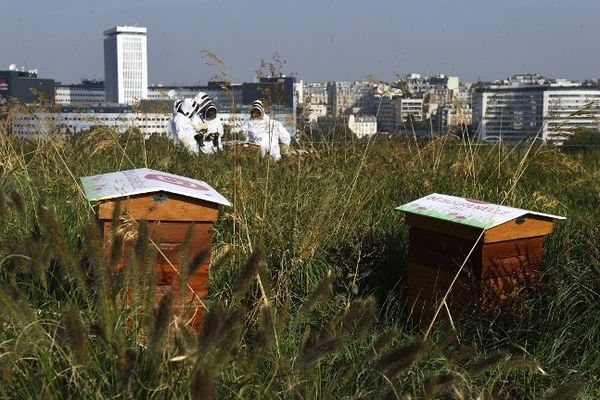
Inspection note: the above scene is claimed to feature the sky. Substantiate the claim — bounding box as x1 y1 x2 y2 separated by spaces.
1 0 599 85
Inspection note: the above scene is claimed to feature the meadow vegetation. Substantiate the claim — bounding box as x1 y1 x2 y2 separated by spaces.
0 128 597 399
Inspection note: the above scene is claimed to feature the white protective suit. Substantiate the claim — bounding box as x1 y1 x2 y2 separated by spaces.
190 114 223 154
206 117 224 151
167 99 183 141
241 100 291 161
190 92 223 154
169 98 200 154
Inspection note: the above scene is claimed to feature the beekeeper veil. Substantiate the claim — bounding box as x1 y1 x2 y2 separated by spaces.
250 100 265 119
192 92 213 120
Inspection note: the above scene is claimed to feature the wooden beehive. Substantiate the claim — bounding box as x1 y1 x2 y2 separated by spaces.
396 193 565 323
81 168 231 332
222 140 261 155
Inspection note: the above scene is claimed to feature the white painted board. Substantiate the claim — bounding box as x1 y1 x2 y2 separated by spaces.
396 193 565 229
80 168 231 207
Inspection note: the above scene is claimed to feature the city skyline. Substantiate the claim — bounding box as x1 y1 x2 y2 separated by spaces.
2 0 600 85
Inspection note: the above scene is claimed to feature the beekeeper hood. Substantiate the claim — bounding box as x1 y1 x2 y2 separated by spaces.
250 100 265 119
176 98 198 119
204 103 218 120
193 92 214 120
173 99 183 115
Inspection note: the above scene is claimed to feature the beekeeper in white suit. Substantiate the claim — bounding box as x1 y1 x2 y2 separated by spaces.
241 100 291 161
191 92 223 154
167 99 183 141
169 98 202 154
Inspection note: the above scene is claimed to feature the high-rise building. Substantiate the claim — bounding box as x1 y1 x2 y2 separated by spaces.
103 26 148 105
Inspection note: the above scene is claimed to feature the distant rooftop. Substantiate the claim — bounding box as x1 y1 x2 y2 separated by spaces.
355 115 377 122
0 69 40 78
474 74 599 91
56 79 105 89
103 26 147 36
59 104 133 113
148 81 243 90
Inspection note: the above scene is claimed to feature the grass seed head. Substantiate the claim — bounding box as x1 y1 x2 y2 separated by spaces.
375 340 426 378
422 371 460 398
468 352 508 375
542 382 583 400
148 290 173 357
61 306 91 365
190 364 215 400
9 190 25 215
233 250 262 298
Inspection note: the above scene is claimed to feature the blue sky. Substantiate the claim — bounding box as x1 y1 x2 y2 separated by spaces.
1 0 599 84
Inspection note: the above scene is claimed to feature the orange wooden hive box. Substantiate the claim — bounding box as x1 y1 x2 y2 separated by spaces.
222 140 261 155
81 168 231 332
396 193 565 323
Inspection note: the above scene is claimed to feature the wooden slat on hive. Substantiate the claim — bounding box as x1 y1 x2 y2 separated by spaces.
409 226 481 256
103 221 213 243
484 215 553 243
408 260 476 285
154 284 208 305
407 263 477 324
480 254 543 279
479 272 539 305
407 262 476 302
178 305 205 333
408 244 480 274
482 236 544 261
103 220 213 267
409 227 480 254
405 213 483 241
98 192 219 222
480 236 544 279
155 263 210 287
155 242 212 267
148 222 213 243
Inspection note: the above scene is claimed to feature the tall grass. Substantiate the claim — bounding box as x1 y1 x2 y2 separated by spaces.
0 129 597 398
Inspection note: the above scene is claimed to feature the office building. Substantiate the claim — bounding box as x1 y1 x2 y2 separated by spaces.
242 76 296 109
0 65 55 105
543 89 600 142
327 81 376 116
473 74 600 143
302 82 329 106
55 79 105 105
11 103 296 138
399 98 424 122
103 26 148 104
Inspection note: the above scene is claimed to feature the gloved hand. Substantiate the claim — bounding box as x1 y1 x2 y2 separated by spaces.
281 144 290 155
207 132 219 147
192 119 208 133
194 133 204 147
